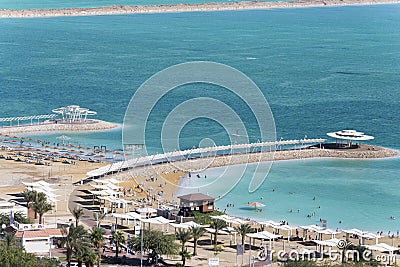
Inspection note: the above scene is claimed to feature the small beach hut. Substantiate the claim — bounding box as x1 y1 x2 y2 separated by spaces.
177 193 215 216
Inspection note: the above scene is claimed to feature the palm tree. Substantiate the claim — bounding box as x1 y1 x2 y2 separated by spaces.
211 219 226 245
179 250 192 267
129 230 179 264
75 245 96 267
111 230 125 259
72 206 84 227
4 232 16 249
21 189 36 217
189 226 205 256
30 192 52 224
90 227 106 267
176 229 192 252
63 224 91 267
234 224 253 251
176 229 192 266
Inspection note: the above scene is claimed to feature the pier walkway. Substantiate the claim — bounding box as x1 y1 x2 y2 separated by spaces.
0 114 57 127
86 138 325 178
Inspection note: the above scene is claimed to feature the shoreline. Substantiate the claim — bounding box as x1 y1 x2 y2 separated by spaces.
95 144 398 179
0 0 399 18
94 144 398 202
0 119 118 135
100 144 400 233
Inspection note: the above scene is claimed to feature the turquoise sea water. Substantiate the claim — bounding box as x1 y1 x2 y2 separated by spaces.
0 0 285 10
1 5 400 231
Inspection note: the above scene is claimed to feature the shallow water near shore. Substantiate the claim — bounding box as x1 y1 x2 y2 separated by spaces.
1 5 400 231
178 157 400 232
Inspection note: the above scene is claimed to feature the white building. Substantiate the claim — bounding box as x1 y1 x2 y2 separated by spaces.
0 200 27 217
12 221 63 255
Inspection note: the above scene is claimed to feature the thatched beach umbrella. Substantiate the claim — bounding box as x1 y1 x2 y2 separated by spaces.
247 201 266 209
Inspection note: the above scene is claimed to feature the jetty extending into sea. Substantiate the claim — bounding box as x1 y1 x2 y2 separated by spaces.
0 105 117 134
86 140 398 179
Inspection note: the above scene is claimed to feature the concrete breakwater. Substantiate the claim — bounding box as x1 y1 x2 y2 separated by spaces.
0 119 117 135
109 145 398 182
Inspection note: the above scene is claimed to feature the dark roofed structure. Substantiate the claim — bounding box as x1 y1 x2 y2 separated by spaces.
178 193 215 202
177 193 215 215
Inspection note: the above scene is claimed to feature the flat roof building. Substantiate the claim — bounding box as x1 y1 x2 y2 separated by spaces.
178 193 215 215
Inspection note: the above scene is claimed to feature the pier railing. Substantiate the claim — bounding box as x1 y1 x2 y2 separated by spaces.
0 114 57 126
86 138 325 178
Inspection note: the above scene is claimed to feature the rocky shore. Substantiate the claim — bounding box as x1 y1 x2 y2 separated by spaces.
0 0 399 18
0 119 118 135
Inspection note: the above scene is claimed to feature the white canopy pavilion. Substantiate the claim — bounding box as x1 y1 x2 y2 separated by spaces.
365 243 399 265
365 243 399 253
140 216 174 231
273 225 298 241
327 129 374 147
23 181 57 191
205 227 230 245
258 220 281 228
247 231 282 248
343 229 384 245
204 228 230 235
361 232 383 245
170 221 204 229
24 181 60 211
52 105 97 123
299 225 325 241
313 238 341 247
211 215 250 225
111 212 142 227
136 207 157 218
316 228 342 240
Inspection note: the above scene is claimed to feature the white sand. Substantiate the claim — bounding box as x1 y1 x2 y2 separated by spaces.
0 0 399 18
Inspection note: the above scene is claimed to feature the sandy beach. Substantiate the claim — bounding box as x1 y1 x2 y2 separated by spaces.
1 143 399 266
88 144 398 209
0 119 117 135
0 0 399 18
0 150 108 186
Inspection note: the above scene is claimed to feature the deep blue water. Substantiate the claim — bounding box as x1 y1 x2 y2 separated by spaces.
1 4 400 231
